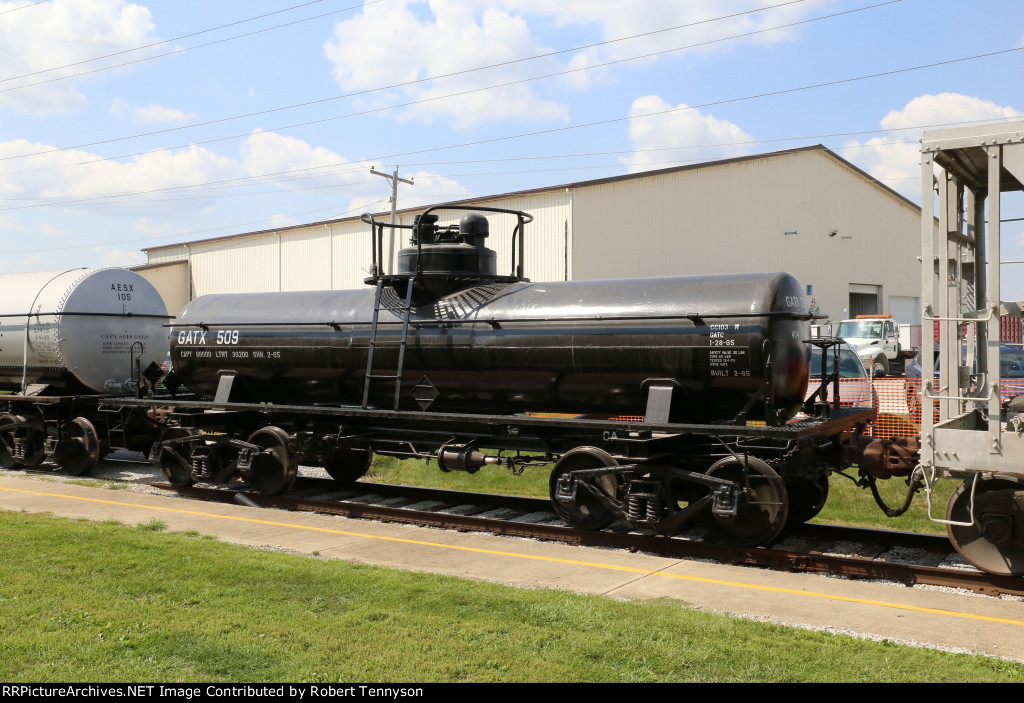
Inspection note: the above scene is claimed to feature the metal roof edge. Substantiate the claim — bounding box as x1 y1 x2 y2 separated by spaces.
143 145 921 252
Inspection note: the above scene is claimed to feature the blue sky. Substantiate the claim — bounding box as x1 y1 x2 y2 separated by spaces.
2 0 1023 298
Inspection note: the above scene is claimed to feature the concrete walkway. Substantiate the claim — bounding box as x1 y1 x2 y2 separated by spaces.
2 473 1023 662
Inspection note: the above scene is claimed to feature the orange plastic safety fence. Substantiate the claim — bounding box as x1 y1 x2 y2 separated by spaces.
800 376 913 438
804 377 1024 439
873 377 920 439
530 379 1024 438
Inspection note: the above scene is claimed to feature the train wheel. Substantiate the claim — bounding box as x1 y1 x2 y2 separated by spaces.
784 474 830 527
548 447 623 531
696 456 788 547
946 474 1024 577
245 427 298 496
323 448 373 485
55 417 101 476
0 413 44 469
156 428 196 487
0 413 22 470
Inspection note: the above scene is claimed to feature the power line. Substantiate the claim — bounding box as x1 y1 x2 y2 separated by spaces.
0 1 378 93
0 0 915 188
359 47 1024 167
1 199 387 255
0 141 941 211
12 34 1003 185
5 113 1022 211
0 0 49 17
0 0 860 164
0 138 947 254
2 0 329 84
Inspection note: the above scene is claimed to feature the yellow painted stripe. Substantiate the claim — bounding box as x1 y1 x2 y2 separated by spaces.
2 483 1023 627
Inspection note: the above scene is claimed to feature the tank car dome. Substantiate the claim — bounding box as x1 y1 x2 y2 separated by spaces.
396 212 498 289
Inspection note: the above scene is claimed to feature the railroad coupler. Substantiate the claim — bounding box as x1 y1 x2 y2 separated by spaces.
848 436 921 478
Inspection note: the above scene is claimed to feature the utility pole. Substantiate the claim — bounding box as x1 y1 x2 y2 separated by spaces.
370 166 414 272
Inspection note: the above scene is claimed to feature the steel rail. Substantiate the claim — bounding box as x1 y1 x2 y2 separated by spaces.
145 479 1024 598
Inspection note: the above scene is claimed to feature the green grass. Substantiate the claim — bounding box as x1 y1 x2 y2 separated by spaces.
815 470 957 535
1 510 1021 682
363 455 551 498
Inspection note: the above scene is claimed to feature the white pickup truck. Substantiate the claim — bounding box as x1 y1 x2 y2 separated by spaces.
833 315 921 376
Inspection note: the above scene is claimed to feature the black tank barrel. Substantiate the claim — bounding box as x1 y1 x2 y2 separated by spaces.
170 271 810 423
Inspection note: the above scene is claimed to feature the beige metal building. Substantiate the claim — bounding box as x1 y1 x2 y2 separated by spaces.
139 145 924 325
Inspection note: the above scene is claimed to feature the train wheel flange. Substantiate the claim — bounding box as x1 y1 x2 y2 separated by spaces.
0 413 44 469
946 474 1024 577
155 428 196 487
549 447 623 531
696 456 788 547
54 417 101 476
244 427 297 496
323 448 373 485
784 473 830 527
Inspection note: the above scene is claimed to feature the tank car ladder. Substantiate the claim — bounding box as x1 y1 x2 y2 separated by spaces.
362 278 415 410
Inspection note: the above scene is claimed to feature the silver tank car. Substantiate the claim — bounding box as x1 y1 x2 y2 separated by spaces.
0 268 169 394
170 271 811 423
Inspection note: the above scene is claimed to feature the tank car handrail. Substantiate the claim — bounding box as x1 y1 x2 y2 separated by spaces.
359 212 414 230
165 309 817 330
416 204 534 224
416 205 533 280
361 213 414 280
0 311 174 319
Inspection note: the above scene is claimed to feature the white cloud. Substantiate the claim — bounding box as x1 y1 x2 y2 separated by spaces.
878 93 1020 131
0 0 159 116
401 170 471 201
844 93 1020 199
0 138 236 213
131 217 176 236
323 1 827 129
268 213 298 229
0 129 470 236
98 248 146 267
502 0 829 58
323 0 568 128
624 94 754 173
111 98 196 124
130 104 197 125
239 129 361 188
0 253 46 272
348 169 470 219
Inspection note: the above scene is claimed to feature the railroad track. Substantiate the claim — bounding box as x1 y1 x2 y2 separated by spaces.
136 474 1024 599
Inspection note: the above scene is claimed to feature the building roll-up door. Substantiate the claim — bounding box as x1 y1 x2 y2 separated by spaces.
849 283 880 317
889 295 921 325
